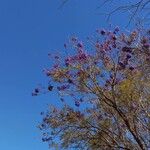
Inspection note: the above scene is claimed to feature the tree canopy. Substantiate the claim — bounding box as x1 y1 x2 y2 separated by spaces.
33 27 150 150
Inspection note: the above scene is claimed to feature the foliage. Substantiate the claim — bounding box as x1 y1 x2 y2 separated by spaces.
33 27 150 150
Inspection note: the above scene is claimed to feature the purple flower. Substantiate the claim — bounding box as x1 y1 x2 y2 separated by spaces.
146 57 150 61
35 88 39 93
45 70 51 76
65 57 72 66
71 37 78 42
129 66 134 71
42 137 52 142
57 85 69 91
131 103 137 109
112 43 116 48
40 112 44 115
78 53 88 61
75 100 80 107
122 47 132 53
124 60 128 65
114 26 119 32
54 56 59 59
79 98 84 102
68 79 73 84
118 62 126 69
97 115 103 120
126 54 131 59
48 85 53 91
110 74 113 79
60 98 64 102
111 35 117 40
77 42 83 48
141 37 147 44
64 43 67 48
100 29 106 35
106 79 110 84
53 64 59 68
114 78 120 85
95 42 100 48
143 44 149 49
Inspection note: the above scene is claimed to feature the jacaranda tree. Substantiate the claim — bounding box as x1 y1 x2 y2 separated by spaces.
33 27 150 150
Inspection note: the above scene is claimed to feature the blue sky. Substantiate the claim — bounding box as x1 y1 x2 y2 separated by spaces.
0 0 130 150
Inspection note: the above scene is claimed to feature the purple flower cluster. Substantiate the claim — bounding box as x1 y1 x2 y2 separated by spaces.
118 62 126 70
48 85 53 91
32 88 40 96
75 100 80 107
65 57 72 66
57 84 70 91
129 66 134 71
143 44 150 49
78 52 88 61
126 54 131 59
122 47 132 53
77 42 83 48
65 52 89 66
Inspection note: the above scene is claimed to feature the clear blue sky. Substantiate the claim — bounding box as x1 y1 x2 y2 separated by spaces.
0 0 129 150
